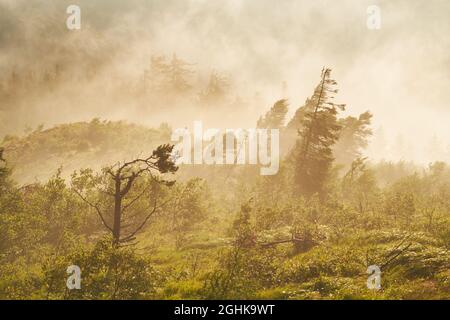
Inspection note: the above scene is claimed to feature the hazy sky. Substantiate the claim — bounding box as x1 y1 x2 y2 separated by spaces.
0 0 449 163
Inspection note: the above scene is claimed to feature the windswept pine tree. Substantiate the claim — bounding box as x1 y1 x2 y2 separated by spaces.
286 97 314 131
257 99 289 129
71 144 178 246
333 111 373 167
293 68 345 196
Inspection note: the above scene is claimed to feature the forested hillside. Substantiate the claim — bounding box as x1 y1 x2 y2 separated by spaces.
1 68 448 300
1 120 170 183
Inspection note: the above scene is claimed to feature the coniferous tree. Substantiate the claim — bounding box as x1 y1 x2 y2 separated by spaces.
333 111 373 167
342 157 377 213
286 97 314 130
257 99 289 129
167 53 194 93
293 68 345 196
72 144 178 246
148 54 194 94
282 98 316 156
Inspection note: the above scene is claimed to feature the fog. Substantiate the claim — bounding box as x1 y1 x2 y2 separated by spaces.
0 0 449 164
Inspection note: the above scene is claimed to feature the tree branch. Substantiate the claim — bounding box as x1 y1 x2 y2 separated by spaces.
122 184 151 212
380 242 413 270
73 188 113 232
120 196 174 242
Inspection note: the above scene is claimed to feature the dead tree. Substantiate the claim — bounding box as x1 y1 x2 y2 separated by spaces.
72 144 178 246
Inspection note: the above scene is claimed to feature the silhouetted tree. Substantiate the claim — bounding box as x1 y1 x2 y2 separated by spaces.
72 144 178 246
334 111 373 167
257 99 289 129
286 97 314 131
342 157 377 213
148 54 194 94
166 54 194 93
293 68 345 196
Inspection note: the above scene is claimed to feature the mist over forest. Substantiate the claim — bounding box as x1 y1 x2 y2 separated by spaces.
1 0 449 164
0 0 448 301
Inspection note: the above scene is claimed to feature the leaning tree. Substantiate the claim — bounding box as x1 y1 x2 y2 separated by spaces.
293 67 345 197
71 144 178 246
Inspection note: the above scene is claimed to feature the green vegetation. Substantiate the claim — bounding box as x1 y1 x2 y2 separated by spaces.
0 69 448 300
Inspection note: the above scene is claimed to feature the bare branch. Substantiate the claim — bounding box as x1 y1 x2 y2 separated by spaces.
122 184 152 212
120 196 174 242
73 188 113 232
119 198 158 242
106 168 117 179
380 242 413 270
120 174 136 197
258 236 319 248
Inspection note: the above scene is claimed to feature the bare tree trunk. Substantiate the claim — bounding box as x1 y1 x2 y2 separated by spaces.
113 177 122 246
73 145 177 246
